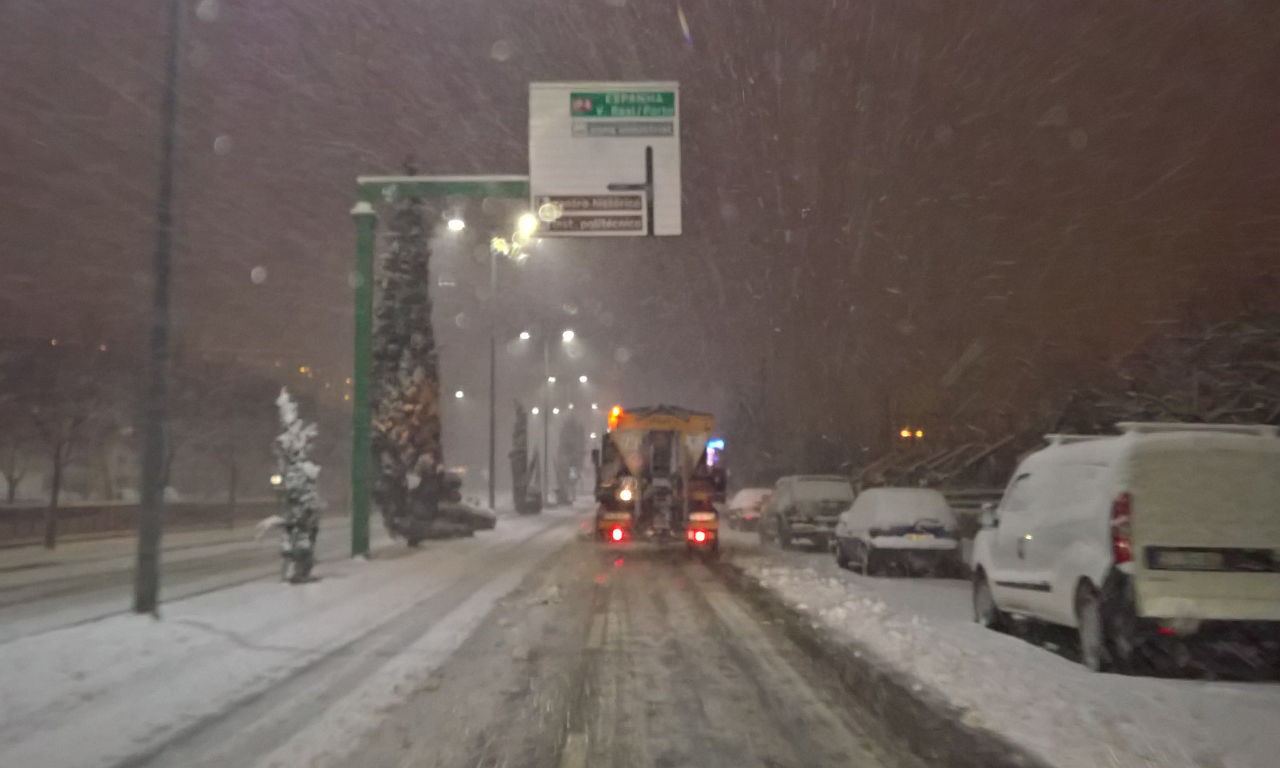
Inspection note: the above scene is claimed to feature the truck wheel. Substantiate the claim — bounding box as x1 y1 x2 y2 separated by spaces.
973 571 1009 632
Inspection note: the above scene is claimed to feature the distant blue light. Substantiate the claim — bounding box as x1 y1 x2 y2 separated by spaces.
707 439 725 451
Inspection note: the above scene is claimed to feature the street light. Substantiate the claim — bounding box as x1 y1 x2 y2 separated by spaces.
447 217 466 232
578 374 588 384
517 212 538 239
552 407 560 415
591 403 599 410
561 329 576 342
519 330 531 340
454 389 465 399
531 407 540 415
547 375 557 383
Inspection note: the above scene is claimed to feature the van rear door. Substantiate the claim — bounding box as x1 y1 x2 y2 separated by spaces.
1131 437 1280 621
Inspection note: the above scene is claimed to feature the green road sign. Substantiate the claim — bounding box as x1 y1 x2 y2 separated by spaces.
570 91 675 118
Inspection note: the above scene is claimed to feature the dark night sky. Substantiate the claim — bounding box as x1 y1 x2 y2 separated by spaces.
3 0 1278 474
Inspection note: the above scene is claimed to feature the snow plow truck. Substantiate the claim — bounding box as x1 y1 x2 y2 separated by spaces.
591 404 727 554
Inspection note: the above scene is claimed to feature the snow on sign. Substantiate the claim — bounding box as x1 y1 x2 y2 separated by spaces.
529 82 681 236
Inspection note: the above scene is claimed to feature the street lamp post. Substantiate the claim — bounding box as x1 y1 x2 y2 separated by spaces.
134 0 183 615
543 339 550 506
488 246 497 511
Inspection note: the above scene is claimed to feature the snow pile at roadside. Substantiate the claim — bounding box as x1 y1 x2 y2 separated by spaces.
739 559 1280 768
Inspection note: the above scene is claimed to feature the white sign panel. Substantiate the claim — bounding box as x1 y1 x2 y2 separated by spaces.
529 81 681 236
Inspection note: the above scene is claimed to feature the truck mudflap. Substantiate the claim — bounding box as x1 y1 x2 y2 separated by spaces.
598 510 634 542
686 511 720 554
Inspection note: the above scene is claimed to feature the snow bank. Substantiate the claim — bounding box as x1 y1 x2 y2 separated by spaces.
730 548 1280 768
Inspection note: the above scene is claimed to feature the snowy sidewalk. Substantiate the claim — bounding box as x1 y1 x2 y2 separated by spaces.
0 511 580 768
723 531 1280 768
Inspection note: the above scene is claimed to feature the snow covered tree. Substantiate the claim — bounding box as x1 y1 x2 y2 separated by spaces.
370 165 447 543
1057 313 1280 432
272 387 322 582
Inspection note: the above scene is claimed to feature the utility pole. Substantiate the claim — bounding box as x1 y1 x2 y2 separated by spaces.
134 0 182 615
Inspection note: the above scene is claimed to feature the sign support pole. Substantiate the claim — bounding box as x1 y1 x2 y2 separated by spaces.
350 201 378 557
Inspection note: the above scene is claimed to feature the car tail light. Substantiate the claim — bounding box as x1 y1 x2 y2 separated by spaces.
694 530 707 543
611 527 624 542
1111 492 1133 565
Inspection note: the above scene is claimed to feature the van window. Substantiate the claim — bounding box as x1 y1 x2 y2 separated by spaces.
1035 464 1106 519
1001 474 1033 512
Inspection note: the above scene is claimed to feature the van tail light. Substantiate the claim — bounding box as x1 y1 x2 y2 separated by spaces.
1111 492 1133 564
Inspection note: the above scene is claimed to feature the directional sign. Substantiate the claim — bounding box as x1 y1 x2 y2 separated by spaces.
530 81 681 236
534 193 647 236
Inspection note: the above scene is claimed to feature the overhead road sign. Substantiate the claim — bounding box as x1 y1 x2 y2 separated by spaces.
530 81 681 236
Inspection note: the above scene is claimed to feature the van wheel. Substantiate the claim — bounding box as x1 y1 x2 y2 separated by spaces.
973 572 1009 632
1076 583 1112 672
835 540 850 569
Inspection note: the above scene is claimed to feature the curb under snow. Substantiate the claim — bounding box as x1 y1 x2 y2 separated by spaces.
716 559 1054 768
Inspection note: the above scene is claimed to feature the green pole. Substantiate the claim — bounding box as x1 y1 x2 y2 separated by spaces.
350 201 378 557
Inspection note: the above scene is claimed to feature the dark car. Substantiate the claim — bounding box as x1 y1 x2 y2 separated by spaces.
758 475 853 550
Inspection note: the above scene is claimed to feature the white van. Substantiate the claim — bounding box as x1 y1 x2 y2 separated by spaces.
833 488 960 577
971 422 1280 672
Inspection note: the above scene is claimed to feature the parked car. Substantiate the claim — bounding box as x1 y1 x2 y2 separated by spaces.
758 475 853 550
971 422 1280 673
833 487 960 577
726 487 772 531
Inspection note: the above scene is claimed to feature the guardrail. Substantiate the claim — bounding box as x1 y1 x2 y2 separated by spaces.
0 499 281 546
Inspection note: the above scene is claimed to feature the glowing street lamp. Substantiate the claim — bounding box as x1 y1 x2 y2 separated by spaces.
578 374 588 384
517 212 539 239
446 217 466 232
531 407 540 415
518 330 531 340
547 375 557 383
552 407 560 415
454 390 465 399
561 329 575 342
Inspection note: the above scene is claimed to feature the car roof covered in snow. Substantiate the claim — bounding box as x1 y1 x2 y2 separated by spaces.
847 487 956 527
729 487 772 507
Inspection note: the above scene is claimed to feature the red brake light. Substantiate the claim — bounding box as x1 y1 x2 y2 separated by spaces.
1111 492 1133 564
611 527 624 542
694 530 707 543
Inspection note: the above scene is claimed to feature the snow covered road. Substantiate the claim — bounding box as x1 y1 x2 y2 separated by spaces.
346 531 903 768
